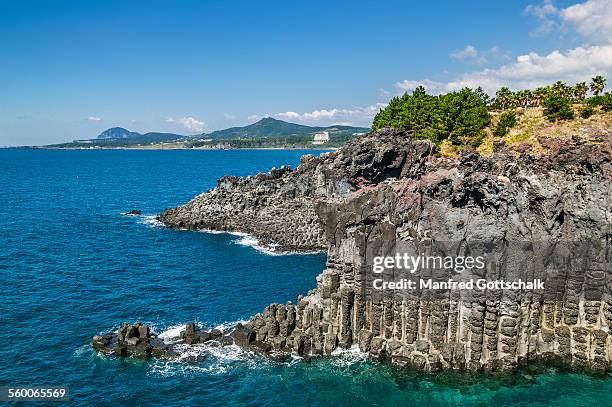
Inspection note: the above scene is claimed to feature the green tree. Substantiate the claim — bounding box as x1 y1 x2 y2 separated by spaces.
580 106 594 118
590 75 607 96
438 88 491 145
601 92 612 112
372 87 490 146
552 81 571 99
516 89 532 111
494 111 517 136
372 89 444 143
543 94 574 121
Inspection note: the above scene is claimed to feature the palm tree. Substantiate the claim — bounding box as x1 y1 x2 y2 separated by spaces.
552 81 571 99
495 87 513 110
573 82 588 102
533 87 548 107
506 90 520 108
590 75 607 96
516 89 532 111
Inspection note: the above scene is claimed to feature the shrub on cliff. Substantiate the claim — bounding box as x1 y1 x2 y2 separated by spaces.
586 93 612 112
603 93 612 112
596 93 612 112
494 111 517 136
543 95 574 121
372 87 490 146
580 106 594 119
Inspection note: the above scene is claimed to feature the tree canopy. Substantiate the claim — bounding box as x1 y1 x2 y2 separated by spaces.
372 87 491 145
372 75 609 146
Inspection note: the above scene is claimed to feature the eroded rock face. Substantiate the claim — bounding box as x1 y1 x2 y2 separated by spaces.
159 129 611 371
157 129 434 252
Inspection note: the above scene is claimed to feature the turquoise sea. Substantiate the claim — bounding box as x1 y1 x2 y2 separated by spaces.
0 148 610 406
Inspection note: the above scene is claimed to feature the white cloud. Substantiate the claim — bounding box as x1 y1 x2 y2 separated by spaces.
450 45 487 64
88 116 102 121
395 44 612 95
166 116 205 133
223 113 236 120
249 104 386 127
395 79 448 94
458 44 611 93
489 46 512 61
561 0 612 43
524 0 559 36
275 104 386 126
525 0 612 41
379 88 392 98
394 0 612 96
450 45 478 60
449 45 512 65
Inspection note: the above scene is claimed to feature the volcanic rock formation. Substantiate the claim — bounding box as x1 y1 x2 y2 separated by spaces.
92 322 234 359
159 129 611 371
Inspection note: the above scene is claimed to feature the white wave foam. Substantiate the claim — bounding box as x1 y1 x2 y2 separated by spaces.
137 215 164 228
232 234 323 256
232 234 282 255
330 344 369 366
199 228 247 236
213 319 248 332
157 324 185 342
148 320 264 377
138 218 321 256
197 228 322 256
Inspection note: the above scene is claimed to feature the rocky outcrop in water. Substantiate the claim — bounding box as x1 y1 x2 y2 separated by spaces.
92 322 234 359
158 129 611 371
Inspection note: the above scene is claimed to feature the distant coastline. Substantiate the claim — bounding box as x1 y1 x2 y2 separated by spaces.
24 145 338 151
32 117 369 151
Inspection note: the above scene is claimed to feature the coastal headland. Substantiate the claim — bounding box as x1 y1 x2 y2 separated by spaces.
152 110 611 372
96 100 611 373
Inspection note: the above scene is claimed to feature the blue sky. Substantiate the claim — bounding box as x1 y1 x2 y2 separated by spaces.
1 0 610 145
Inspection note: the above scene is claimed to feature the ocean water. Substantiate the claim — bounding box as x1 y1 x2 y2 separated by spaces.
0 148 610 406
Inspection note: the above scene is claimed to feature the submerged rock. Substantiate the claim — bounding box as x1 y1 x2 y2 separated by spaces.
122 209 141 216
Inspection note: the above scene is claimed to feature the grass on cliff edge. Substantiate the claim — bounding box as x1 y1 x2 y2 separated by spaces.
437 107 611 158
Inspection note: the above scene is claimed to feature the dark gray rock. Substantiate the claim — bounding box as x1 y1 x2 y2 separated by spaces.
148 130 612 371
231 324 255 347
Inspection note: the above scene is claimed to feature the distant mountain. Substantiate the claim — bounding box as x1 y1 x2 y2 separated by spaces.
97 127 142 139
203 117 370 139
44 118 370 148
94 128 186 144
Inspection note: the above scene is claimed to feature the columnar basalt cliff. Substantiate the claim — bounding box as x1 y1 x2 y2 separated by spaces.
159 129 611 372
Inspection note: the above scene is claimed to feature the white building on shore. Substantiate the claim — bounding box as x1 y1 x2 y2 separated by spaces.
312 131 330 145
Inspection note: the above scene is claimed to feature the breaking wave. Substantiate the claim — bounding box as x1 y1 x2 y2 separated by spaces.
330 345 369 367
199 229 323 256
132 214 322 256
136 214 164 228
148 320 261 377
